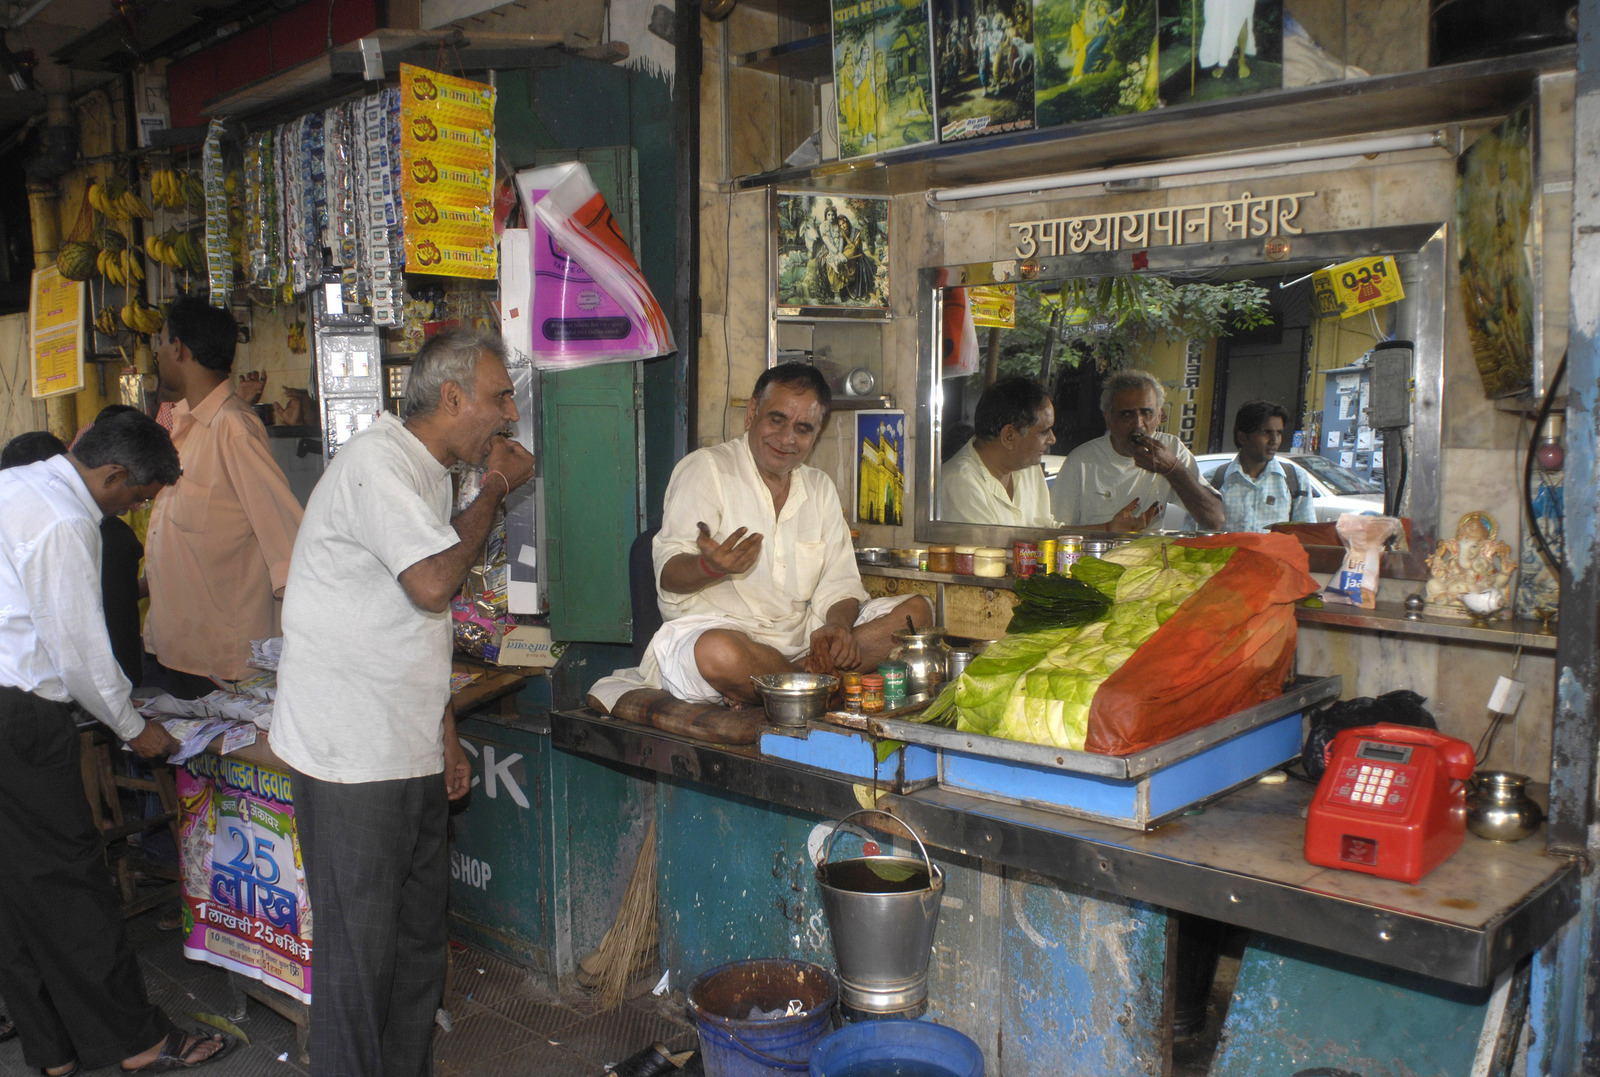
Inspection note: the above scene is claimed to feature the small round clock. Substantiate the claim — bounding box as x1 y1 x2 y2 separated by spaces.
844 367 876 397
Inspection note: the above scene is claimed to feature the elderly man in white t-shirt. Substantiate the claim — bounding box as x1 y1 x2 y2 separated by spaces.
590 363 929 711
1050 370 1226 532
271 330 534 1077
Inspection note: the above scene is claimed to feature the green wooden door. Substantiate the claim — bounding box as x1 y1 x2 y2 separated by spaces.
536 147 642 643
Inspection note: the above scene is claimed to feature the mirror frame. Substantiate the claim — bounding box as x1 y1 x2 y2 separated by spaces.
913 223 1448 564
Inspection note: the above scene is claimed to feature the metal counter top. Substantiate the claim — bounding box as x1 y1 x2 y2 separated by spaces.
549 707 1578 988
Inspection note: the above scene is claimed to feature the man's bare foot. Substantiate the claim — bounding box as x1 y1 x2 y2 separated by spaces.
121 1029 230 1072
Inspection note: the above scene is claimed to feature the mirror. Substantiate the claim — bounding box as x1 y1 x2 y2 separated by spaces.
914 223 1446 571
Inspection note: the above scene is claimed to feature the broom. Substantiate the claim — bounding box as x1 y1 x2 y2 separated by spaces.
584 816 659 1011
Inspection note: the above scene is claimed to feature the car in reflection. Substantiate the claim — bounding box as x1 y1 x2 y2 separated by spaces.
1165 452 1385 530
1039 451 1382 528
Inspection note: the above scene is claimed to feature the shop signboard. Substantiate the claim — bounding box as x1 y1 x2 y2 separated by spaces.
28 265 84 399
398 63 497 280
177 754 312 1003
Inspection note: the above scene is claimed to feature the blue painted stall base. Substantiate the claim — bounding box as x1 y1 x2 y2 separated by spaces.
759 725 938 792
809 1019 984 1077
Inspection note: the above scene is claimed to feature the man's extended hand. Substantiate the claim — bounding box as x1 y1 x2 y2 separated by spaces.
444 735 472 800
1109 498 1162 533
128 720 180 760
806 623 860 674
484 436 536 493
696 521 763 577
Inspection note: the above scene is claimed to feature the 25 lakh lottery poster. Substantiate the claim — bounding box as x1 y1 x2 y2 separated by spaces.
178 755 312 1003
400 63 497 280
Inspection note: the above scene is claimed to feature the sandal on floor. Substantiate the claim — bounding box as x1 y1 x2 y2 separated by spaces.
38 1063 78 1077
120 1030 232 1074
0 1013 16 1042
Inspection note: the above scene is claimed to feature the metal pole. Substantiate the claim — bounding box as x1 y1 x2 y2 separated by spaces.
1551 0 1600 1068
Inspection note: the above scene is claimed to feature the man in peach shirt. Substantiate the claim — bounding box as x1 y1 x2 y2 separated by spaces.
144 297 303 696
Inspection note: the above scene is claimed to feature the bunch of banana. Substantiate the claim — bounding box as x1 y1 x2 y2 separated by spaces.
88 177 152 221
120 299 164 335
93 306 121 337
144 230 205 273
151 169 185 211
97 248 145 286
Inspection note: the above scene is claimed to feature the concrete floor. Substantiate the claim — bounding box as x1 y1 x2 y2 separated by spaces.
0 910 699 1077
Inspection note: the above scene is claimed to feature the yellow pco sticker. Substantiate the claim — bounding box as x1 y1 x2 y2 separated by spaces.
1311 255 1405 319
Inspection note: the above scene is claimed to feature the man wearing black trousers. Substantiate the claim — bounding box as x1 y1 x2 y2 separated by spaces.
0 410 228 1075
271 330 535 1075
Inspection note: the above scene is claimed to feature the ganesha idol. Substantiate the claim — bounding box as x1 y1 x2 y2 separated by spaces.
1425 511 1515 619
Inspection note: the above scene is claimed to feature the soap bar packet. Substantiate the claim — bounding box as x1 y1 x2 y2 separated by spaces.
1324 514 1401 609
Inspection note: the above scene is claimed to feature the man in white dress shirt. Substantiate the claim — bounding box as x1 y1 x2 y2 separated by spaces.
939 375 1058 528
590 363 930 710
1050 370 1225 532
0 411 231 1076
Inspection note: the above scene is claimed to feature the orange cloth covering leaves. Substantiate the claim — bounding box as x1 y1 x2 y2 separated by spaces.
1084 532 1319 756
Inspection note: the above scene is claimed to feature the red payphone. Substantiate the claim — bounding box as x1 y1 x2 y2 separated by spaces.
1304 723 1475 884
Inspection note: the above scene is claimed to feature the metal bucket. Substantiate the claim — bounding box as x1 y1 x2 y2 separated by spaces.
815 810 944 1014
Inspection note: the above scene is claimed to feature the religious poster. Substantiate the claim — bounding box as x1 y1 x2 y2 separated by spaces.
1157 0 1282 105
856 409 907 524
1032 0 1158 128
399 63 497 280
28 265 84 399
774 192 890 315
1456 102 1536 398
832 0 937 158
931 0 1035 142
178 755 312 1003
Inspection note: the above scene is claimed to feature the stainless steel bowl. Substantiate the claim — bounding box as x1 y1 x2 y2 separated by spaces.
751 673 839 727
891 548 927 568
855 547 891 565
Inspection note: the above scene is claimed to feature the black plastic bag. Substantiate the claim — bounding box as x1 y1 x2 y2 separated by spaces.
1296 690 1438 781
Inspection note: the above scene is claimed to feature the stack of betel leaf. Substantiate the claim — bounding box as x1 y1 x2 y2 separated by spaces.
917 538 1236 751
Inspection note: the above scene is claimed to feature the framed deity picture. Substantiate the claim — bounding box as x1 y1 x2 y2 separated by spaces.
773 191 891 319
854 409 906 525
831 0 936 158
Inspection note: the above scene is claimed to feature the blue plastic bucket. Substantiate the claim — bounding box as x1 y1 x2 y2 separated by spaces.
687 959 838 1077
808 1019 984 1077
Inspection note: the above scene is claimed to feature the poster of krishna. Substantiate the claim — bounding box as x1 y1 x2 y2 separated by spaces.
774 193 891 317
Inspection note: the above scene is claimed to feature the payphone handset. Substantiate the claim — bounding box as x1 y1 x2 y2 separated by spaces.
1304 722 1475 884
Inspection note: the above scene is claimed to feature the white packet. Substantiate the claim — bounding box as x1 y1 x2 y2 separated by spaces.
1324 514 1401 608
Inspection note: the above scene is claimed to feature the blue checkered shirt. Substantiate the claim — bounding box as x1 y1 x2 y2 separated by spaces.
1218 457 1316 532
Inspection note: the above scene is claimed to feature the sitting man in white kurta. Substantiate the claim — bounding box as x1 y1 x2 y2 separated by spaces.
938 375 1058 528
589 363 930 711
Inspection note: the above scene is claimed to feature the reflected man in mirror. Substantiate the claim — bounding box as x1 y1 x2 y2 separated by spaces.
939 375 1058 528
1050 370 1225 531
590 363 930 712
1216 400 1315 532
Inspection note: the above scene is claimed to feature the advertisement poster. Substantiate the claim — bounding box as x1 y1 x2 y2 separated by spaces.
856 409 906 524
1033 0 1158 127
178 755 311 1003
399 63 497 280
29 266 84 399
1157 0 1282 105
932 0 1035 142
967 283 1015 327
774 193 890 314
832 0 937 158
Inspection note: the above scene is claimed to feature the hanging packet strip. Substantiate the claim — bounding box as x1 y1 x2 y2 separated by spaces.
202 118 230 307
398 63 496 280
511 161 674 368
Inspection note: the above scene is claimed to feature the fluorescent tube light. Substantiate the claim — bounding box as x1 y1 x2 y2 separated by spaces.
930 131 1445 204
